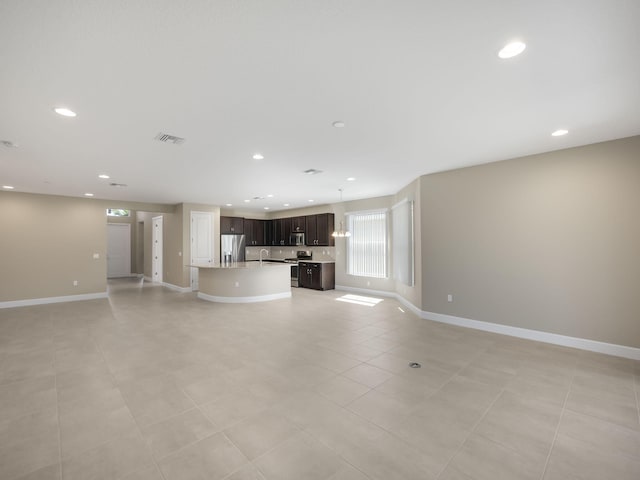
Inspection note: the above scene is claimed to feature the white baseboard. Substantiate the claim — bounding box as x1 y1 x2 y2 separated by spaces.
161 282 192 293
143 276 153 283
422 310 640 361
197 291 292 304
335 285 640 361
0 292 108 309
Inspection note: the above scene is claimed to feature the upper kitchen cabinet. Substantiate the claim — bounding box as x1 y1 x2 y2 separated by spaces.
290 216 305 233
272 217 292 246
220 216 244 234
305 213 335 246
244 218 267 246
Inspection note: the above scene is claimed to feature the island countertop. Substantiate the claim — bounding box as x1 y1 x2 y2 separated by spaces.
191 262 291 303
190 261 290 269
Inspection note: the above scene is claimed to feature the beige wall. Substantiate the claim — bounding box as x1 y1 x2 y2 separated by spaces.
420 135 640 348
0 193 174 303
0 192 107 301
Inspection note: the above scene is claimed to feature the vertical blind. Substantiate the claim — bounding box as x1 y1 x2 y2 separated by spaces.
347 210 388 278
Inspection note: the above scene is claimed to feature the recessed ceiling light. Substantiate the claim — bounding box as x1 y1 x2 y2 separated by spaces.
264 207 270 210
3 185 15 190
347 177 356 181
498 41 526 59
54 107 77 117
283 203 290 207
551 129 569 136
98 174 110 179
308 199 314 203
244 199 250 203
84 193 94 197
267 194 274 198
225 203 232 207
332 121 345 128
252 153 264 160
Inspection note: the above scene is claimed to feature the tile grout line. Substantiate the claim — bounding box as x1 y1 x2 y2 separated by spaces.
92 331 169 480
53 311 64 480
180 385 255 478
434 386 505 479
538 367 576 480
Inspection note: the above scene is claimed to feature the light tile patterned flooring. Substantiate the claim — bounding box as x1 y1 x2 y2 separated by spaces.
1 278 639 480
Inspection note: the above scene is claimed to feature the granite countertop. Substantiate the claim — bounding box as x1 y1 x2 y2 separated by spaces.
190 262 290 269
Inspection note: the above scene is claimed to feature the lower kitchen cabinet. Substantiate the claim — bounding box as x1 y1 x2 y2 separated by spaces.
298 262 335 291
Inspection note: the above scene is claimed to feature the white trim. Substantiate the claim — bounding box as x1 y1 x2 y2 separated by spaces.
143 276 153 283
197 291 291 304
0 292 108 309
391 197 413 210
161 282 192 293
335 285 640 361
421 310 640 361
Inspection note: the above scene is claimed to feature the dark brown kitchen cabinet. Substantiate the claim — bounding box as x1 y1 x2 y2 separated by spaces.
290 216 305 232
244 219 267 246
305 213 335 246
272 217 292 245
220 216 244 234
298 262 335 290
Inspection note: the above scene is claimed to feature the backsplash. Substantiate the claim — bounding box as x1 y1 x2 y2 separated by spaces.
245 246 335 262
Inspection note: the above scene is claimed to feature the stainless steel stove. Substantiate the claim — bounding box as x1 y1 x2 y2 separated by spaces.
287 250 312 286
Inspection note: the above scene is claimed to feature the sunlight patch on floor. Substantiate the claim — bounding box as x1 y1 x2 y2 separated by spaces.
336 294 384 307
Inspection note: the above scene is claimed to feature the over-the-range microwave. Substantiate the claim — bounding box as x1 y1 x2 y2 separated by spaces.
289 232 305 246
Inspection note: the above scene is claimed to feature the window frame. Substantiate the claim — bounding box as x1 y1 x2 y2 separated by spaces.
345 208 389 279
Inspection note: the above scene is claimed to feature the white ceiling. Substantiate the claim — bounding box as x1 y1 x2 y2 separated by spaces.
1 0 639 212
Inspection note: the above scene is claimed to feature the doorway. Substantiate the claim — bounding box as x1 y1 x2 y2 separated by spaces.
190 211 213 291
107 223 131 278
152 216 163 284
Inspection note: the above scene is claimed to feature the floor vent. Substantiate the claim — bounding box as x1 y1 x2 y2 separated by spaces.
154 132 185 145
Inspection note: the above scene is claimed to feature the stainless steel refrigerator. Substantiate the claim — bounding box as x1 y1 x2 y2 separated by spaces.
221 234 246 264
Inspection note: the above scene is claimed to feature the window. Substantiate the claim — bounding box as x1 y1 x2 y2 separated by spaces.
347 210 388 278
106 208 131 217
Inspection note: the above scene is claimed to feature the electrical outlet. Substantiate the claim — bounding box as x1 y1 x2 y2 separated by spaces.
92 253 99 259
73 280 78 286
178 252 182 257
447 294 453 302
234 281 239 287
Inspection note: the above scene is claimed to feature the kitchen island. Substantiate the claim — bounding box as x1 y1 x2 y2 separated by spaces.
192 262 291 303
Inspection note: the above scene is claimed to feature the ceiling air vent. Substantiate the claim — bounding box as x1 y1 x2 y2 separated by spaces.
154 132 185 145
109 182 128 188
303 169 322 175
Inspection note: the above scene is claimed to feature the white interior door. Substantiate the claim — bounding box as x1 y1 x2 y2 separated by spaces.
152 216 163 283
190 211 213 291
107 223 131 278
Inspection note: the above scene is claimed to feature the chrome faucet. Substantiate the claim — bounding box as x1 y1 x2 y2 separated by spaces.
259 249 269 265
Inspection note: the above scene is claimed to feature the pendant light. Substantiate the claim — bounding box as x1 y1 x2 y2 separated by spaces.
332 189 351 237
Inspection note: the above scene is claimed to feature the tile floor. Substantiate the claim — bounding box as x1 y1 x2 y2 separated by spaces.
1 278 639 480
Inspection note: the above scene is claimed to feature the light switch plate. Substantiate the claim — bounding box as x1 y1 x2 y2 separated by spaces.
93 253 100 259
